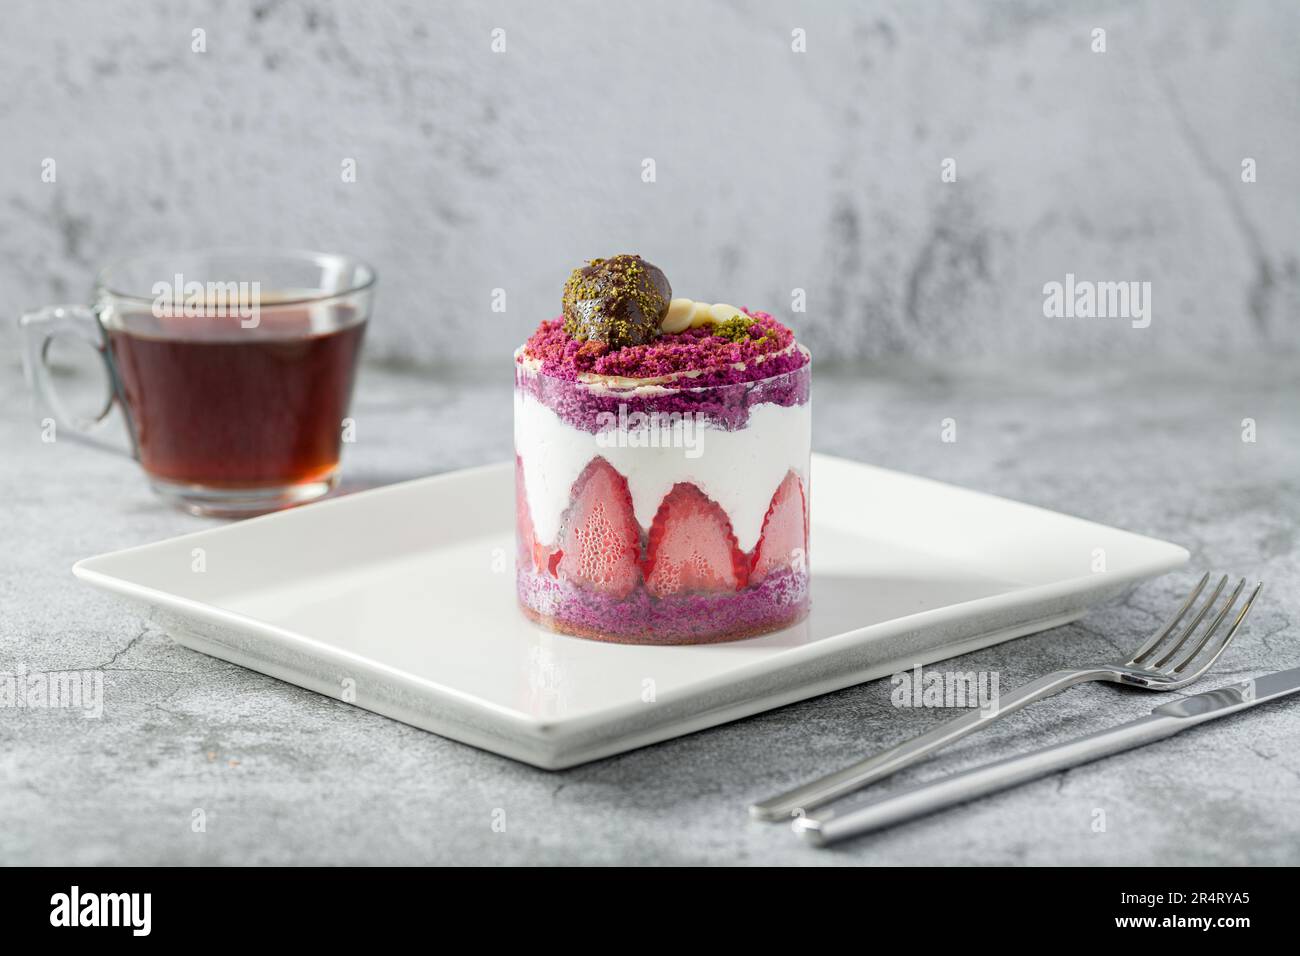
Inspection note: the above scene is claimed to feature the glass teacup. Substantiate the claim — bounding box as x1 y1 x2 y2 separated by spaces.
20 249 376 516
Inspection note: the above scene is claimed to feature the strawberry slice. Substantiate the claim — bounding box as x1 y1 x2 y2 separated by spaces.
515 456 560 575
644 482 748 597
515 456 538 569
749 471 808 585
556 457 642 598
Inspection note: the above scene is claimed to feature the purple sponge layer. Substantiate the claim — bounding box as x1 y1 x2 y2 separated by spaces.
517 566 810 645
516 354 810 433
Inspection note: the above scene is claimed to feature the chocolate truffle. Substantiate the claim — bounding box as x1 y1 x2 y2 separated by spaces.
561 255 671 349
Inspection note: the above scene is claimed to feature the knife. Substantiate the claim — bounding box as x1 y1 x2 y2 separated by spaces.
794 666 1300 847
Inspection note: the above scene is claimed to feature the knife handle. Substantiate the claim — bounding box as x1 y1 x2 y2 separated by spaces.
796 713 1181 846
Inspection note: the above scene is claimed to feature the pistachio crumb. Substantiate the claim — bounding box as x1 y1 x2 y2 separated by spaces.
711 313 756 343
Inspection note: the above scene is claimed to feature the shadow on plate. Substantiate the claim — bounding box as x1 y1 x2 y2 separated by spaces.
725 571 1022 651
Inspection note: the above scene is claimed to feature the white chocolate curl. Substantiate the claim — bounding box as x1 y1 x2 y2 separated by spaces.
660 298 747 333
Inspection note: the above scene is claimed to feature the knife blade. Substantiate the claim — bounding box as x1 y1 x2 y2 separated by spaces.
795 666 1300 847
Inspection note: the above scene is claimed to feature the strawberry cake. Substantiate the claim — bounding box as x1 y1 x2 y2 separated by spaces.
514 254 811 644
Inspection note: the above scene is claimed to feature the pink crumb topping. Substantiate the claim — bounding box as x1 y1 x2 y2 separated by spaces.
520 310 806 385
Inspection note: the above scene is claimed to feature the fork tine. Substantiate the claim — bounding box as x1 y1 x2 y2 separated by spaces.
1158 577 1241 670
1169 579 1260 676
1132 573 1224 667
1144 574 1228 668
1127 572 1209 665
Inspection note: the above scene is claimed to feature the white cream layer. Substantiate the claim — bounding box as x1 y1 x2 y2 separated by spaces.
514 389 810 553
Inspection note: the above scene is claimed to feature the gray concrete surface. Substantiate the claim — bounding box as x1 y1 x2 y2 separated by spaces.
2 0 1298 367
2 358 1297 865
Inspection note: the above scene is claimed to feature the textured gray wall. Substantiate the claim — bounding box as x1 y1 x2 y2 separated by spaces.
2 0 1297 369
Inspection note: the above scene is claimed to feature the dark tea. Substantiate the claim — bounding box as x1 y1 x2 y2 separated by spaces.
107 304 366 490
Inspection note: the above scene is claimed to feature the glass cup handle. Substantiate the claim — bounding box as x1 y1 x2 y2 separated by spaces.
19 304 129 455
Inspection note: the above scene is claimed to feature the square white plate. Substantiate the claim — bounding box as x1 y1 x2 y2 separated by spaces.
74 454 1187 769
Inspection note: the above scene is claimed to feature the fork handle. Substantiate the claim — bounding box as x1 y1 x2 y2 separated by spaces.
749 668 1107 821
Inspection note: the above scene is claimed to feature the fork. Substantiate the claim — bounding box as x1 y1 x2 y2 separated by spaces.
750 573 1262 822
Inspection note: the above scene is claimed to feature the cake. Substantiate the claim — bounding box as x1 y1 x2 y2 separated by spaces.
514 254 811 644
